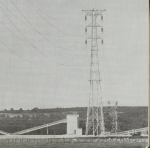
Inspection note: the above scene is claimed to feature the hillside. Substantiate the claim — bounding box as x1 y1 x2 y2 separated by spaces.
0 106 148 135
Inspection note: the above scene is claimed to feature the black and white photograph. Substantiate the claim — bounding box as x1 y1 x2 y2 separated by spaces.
0 0 148 148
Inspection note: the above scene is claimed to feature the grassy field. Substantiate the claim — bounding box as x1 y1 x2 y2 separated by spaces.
0 142 147 148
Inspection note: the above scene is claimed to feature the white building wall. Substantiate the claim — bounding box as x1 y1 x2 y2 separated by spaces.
67 114 79 135
76 128 82 136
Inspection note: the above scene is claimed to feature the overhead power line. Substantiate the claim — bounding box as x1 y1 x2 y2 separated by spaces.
0 40 38 66
0 39 83 67
27 0 76 23
26 0 84 37
1 0 83 52
0 6 84 66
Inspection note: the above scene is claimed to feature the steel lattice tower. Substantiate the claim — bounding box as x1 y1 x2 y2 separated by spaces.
104 101 119 134
111 101 119 134
83 9 106 136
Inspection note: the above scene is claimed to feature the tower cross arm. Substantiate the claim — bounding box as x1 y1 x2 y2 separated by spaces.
82 9 106 18
86 36 102 39
96 10 106 15
86 23 102 27
82 10 93 16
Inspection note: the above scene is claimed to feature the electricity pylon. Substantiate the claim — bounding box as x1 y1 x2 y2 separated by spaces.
111 101 119 133
104 101 119 134
83 8 106 136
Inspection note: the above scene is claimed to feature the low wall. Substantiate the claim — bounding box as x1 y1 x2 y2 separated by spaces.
0 137 148 144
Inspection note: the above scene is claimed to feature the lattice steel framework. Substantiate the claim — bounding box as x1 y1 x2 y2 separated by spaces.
103 101 119 134
83 9 106 136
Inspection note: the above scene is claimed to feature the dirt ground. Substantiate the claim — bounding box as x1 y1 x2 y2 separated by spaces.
0 142 147 148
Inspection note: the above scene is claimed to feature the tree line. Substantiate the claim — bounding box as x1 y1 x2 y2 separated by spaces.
0 106 148 135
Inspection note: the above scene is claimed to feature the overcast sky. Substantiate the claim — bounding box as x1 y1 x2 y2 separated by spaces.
0 0 148 110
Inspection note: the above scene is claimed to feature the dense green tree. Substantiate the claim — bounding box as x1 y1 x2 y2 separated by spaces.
0 107 147 134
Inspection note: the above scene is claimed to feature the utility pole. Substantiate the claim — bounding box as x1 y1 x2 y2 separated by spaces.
115 102 118 133
47 124 49 135
54 126 55 138
83 8 106 136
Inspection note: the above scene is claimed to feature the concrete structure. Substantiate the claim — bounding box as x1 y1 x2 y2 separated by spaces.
67 114 82 136
76 128 82 135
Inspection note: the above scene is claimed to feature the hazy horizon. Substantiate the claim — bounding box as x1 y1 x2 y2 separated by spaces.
1 105 148 111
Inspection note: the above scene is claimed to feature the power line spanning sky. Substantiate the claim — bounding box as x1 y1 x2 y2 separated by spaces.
0 0 148 110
